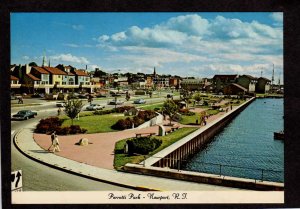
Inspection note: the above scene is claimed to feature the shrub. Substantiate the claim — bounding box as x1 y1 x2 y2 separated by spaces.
132 116 144 127
127 137 162 155
154 107 160 112
55 125 87 135
112 110 156 130
94 109 116 115
137 110 156 121
115 106 132 113
35 117 63 133
179 109 195 116
111 118 133 130
203 101 209 106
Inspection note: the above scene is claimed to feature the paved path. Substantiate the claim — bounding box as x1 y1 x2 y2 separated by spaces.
34 125 160 170
15 123 239 191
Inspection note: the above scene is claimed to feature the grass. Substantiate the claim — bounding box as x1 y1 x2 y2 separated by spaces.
205 109 220 115
11 103 41 107
137 103 164 110
113 127 198 169
180 114 201 125
60 113 128 133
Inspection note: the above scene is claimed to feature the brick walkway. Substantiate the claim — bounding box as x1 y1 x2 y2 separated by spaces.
34 107 232 170
34 125 160 170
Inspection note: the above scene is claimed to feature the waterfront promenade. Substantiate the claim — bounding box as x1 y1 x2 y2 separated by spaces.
33 106 231 170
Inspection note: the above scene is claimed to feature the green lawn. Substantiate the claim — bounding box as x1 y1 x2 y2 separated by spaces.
114 127 198 169
180 114 201 125
61 113 128 133
11 103 41 107
137 103 164 110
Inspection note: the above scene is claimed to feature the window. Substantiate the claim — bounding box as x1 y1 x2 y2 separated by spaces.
62 82 66 85
58 75 61 78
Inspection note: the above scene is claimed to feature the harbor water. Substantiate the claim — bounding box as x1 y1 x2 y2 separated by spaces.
184 98 284 182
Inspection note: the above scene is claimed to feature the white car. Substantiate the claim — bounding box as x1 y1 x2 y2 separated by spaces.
86 104 105 111
56 101 66 107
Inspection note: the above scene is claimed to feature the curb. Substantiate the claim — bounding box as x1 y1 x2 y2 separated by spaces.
13 128 161 191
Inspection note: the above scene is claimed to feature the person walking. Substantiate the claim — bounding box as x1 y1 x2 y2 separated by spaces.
57 107 61 116
47 131 56 151
52 135 61 153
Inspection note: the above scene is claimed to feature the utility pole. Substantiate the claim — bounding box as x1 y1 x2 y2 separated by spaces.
271 64 275 93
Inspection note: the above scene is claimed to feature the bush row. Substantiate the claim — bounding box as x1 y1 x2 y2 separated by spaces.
35 117 63 134
178 109 195 116
55 125 87 135
126 137 162 155
35 117 86 135
112 110 156 130
93 106 133 115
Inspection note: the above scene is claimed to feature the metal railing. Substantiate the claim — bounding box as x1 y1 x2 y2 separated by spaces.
145 156 283 183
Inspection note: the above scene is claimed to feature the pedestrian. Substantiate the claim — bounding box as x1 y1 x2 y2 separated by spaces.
47 131 56 151
52 135 61 153
18 96 23 104
230 105 233 110
203 119 207 126
57 107 61 116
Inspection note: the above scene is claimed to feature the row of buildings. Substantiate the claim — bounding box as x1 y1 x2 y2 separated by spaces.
10 61 281 95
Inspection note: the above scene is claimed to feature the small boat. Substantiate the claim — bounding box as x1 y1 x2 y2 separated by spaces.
274 131 284 140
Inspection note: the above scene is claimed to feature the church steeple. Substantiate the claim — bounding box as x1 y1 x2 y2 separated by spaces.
42 52 48 67
153 67 156 77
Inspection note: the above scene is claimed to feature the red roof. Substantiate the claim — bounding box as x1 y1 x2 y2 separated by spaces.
43 66 67 75
26 73 41 81
67 72 75 76
213 74 238 81
32 66 49 74
74 69 88 76
11 75 19 80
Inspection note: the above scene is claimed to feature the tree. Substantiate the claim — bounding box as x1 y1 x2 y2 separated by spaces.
181 90 192 109
162 99 178 125
193 93 202 105
28 62 38 67
64 99 83 125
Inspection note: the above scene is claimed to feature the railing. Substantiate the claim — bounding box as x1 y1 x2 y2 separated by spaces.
143 156 283 183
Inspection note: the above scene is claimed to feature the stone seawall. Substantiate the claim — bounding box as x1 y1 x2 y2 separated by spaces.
124 97 284 190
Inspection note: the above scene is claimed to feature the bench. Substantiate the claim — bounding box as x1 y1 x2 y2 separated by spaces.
135 132 156 138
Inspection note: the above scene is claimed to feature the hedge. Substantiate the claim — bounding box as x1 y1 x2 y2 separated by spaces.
126 137 162 155
35 117 86 135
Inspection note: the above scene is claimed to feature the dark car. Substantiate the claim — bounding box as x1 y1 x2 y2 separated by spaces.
133 99 146 104
12 110 37 120
108 100 124 105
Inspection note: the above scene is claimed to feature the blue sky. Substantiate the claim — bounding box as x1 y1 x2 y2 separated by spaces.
11 12 283 82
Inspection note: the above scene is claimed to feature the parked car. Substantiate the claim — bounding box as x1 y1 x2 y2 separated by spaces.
78 94 88 99
108 100 124 105
86 104 105 111
56 101 66 107
133 99 146 104
96 94 107 98
12 110 37 120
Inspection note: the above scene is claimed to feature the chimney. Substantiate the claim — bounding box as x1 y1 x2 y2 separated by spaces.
86 65 87 70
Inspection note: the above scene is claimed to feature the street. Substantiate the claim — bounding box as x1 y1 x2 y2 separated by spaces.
11 107 133 191
10 93 177 191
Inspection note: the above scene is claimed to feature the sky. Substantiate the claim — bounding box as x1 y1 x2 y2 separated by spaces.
11 12 283 82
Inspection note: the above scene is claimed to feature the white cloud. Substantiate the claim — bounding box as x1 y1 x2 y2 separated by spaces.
72 24 84 30
270 13 283 24
22 56 29 60
63 43 79 48
50 53 89 64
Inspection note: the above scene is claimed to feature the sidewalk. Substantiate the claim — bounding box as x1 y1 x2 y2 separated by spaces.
14 122 240 191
